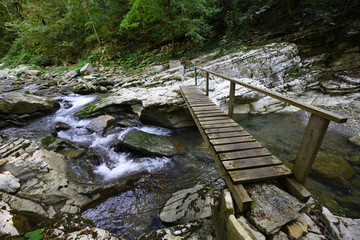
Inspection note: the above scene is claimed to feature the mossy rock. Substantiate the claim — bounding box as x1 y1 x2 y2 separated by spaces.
312 152 355 188
122 130 186 157
309 190 341 215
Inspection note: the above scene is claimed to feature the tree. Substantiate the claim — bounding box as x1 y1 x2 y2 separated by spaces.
120 0 221 57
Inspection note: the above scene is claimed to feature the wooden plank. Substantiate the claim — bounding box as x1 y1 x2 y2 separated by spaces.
210 136 256 145
192 106 221 111
208 131 249 139
219 148 271 161
196 112 227 118
201 122 240 129
198 116 231 121
205 125 245 136
229 165 292 183
198 119 234 124
281 177 311 202
195 67 347 123
193 109 224 114
190 103 217 107
214 142 263 153
293 114 330 183
223 156 282 170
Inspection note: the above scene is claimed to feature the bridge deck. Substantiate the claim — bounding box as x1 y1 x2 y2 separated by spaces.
180 85 292 184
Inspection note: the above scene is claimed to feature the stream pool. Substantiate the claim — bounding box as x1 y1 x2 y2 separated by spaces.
235 111 360 218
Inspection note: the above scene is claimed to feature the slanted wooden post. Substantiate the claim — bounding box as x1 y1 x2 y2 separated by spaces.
195 68 198 86
293 114 330 183
228 81 235 118
206 72 209 96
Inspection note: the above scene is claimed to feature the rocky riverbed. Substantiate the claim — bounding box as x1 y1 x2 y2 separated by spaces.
1 40 360 239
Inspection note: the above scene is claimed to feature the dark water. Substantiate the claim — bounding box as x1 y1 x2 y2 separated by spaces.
235 111 360 218
82 127 220 239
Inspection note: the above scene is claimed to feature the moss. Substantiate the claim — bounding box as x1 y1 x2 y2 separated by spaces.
77 98 109 119
12 214 32 234
40 136 56 147
125 176 140 186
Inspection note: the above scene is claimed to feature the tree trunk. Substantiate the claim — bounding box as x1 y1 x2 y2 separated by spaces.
171 28 175 58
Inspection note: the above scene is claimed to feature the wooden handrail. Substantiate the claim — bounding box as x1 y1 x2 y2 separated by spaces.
195 66 347 123
195 66 348 184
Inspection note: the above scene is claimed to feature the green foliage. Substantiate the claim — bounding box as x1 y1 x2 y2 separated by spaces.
53 66 69 73
15 71 24 77
14 229 44 240
41 136 56 147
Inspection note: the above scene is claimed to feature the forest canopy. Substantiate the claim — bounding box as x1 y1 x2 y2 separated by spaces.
0 0 358 68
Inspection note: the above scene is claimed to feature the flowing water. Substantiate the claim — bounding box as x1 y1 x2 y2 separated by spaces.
2 94 360 238
0 94 220 239
235 112 360 218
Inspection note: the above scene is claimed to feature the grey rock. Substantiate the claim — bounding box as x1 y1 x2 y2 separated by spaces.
0 192 49 217
348 136 360 147
159 184 212 224
0 70 8 80
80 63 95 75
272 231 290 240
169 60 182 69
139 219 215 240
86 115 116 135
248 183 305 235
55 122 72 131
0 201 19 237
122 130 186 157
0 171 20 193
237 216 266 240
0 92 54 114
62 70 79 82
64 227 124 240
24 69 41 76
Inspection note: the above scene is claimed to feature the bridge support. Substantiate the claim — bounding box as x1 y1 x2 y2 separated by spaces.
228 82 235 118
293 114 330 183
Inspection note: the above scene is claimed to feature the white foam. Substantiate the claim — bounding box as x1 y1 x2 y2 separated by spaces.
137 126 172 136
94 152 172 181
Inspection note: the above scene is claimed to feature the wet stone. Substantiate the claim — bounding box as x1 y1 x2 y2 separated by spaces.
248 183 305 235
122 130 186 157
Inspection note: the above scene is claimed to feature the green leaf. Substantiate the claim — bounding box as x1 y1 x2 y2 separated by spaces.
24 229 44 240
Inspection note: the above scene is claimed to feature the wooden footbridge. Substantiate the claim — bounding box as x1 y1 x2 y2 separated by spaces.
180 67 347 211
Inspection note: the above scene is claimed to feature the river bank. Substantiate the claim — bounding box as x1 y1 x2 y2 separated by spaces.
1 40 360 239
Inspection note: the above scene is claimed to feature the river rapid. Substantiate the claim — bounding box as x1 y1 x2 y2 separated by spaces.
0 94 220 239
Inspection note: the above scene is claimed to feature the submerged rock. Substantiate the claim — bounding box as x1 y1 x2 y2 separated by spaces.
122 130 186 157
348 136 360 147
55 122 72 131
248 183 305 235
312 152 355 187
159 184 213 224
0 92 55 114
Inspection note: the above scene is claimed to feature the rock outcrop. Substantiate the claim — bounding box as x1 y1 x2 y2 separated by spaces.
0 92 55 114
122 130 186 157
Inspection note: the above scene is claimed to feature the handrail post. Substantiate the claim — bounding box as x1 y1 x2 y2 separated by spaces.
228 81 235 118
206 72 209 96
293 114 330 183
195 68 198 86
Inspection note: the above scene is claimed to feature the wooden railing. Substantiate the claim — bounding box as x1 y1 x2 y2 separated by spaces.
194 66 347 184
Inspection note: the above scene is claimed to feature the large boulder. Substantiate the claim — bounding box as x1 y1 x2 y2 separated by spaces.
0 92 55 114
122 130 186 157
248 183 305 235
159 184 213 224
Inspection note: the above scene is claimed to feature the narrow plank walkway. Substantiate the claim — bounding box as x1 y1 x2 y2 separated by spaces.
180 85 292 184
